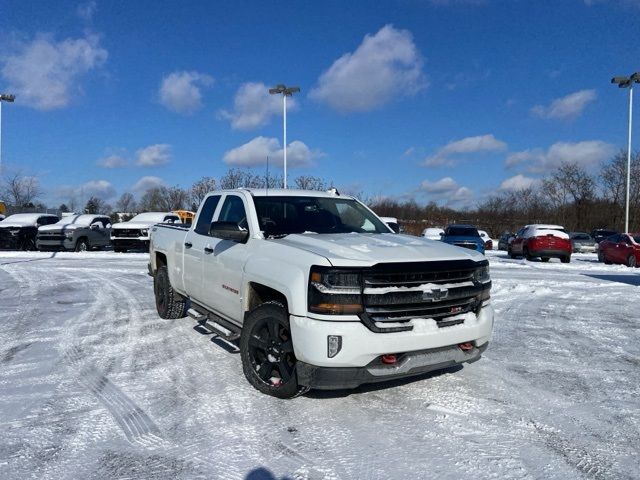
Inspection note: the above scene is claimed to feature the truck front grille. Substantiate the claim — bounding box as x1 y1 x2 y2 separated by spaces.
38 234 65 241
359 260 489 333
113 229 141 238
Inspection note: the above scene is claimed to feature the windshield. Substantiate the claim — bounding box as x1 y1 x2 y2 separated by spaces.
446 226 480 237
55 215 95 226
252 196 389 236
130 213 177 223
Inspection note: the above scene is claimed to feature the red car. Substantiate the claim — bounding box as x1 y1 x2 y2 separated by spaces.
598 233 640 267
508 224 572 263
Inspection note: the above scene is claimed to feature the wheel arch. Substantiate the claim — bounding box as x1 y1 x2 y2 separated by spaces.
244 282 290 319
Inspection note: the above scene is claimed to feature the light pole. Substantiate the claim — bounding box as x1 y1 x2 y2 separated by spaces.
611 73 640 233
0 93 16 176
268 84 300 189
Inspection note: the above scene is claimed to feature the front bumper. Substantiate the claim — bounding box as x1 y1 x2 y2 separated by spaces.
297 342 488 390
36 238 75 250
289 304 493 368
111 238 150 250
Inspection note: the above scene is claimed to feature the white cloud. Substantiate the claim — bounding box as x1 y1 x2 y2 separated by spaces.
419 177 473 206
219 82 297 130
499 174 540 191
531 89 597 120
97 155 127 168
309 25 426 113
80 180 115 199
423 134 507 167
1 33 107 110
159 71 213 115
506 140 615 173
76 1 97 21
135 144 171 167
132 176 166 192
222 136 322 168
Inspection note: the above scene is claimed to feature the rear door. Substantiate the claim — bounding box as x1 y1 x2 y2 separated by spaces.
183 195 221 303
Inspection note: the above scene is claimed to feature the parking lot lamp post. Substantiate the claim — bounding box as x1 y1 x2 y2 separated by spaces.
611 73 640 232
0 93 16 175
268 84 300 189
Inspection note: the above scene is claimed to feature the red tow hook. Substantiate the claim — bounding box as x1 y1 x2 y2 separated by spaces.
381 354 397 365
458 342 474 352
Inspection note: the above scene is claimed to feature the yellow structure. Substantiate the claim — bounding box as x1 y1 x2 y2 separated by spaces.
0 201 6 216
173 210 195 224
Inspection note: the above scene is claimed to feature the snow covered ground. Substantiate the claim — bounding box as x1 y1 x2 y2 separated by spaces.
0 250 638 479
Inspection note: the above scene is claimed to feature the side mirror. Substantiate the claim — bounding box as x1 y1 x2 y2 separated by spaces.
439 232 444 237
90 223 100 230
209 221 249 243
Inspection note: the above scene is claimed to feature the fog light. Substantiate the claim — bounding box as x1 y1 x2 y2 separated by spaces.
327 335 342 358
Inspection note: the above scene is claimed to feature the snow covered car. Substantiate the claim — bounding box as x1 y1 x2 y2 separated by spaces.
508 224 571 263
422 227 444 240
478 230 493 250
569 232 596 253
37 214 112 252
441 225 485 254
598 233 640 267
497 233 514 251
149 189 494 398
0 213 59 250
111 212 181 252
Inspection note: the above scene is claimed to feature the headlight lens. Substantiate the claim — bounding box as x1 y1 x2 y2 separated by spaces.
140 229 149 237
308 267 363 314
474 264 490 283
65 232 74 239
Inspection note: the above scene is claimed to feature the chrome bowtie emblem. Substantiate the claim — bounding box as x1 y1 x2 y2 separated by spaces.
422 288 449 302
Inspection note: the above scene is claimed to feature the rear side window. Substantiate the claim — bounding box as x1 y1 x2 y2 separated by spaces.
194 195 221 235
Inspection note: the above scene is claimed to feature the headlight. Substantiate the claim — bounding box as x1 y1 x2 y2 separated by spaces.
140 229 149 237
474 264 490 283
308 266 363 315
65 232 74 239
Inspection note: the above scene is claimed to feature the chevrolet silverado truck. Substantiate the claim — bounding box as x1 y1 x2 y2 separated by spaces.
111 212 181 252
149 189 493 398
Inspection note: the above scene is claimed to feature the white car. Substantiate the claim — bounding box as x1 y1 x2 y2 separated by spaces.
379 216 400 233
422 227 444 240
478 230 493 250
150 189 494 398
111 212 180 252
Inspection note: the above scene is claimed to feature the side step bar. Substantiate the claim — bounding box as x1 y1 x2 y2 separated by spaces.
187 307 241 341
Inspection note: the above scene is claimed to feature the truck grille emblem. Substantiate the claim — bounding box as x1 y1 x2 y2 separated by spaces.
422 288 449 302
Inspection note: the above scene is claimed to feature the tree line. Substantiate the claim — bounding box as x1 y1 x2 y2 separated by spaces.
2 152 638 236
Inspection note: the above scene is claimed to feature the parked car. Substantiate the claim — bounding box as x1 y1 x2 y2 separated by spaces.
36 214 112 252
569 232 596 253
508 224 571 263
111 212 181 252
498 232 514 251
478 230 493 250
0 213 59 250
441 224 485 254
422 227 444 240
598 233 640 267
149 188 493 398
591 229 619 244
379 216 400 233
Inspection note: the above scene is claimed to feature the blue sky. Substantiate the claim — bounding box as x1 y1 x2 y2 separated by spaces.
1 0 640 209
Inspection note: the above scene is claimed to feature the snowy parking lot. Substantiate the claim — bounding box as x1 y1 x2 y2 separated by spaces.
0 250 638 479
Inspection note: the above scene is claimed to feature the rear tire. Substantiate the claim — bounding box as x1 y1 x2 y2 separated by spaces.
627 255 637 268
240 301 309 399
561 255 571 264
507 246 515 259
154 266 188 319
541 257 550 262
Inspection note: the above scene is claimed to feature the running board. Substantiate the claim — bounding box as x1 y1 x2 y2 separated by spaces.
188 307 241 341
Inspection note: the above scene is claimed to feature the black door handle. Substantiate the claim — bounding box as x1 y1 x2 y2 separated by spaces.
184 242 192 249
204 247 214 254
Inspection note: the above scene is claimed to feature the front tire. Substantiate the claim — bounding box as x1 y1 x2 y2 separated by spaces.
523 246 533 261
627 255 637 268
598 251 605 263
154 266 188 319
75 238 89 252
240 302 308 399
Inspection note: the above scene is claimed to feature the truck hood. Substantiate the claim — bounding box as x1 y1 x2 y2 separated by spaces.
112 221 156 229
273 233 484 265
0 222 33 228
39 224 84 232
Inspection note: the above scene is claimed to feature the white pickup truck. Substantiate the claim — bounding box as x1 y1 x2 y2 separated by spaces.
149 189 493 398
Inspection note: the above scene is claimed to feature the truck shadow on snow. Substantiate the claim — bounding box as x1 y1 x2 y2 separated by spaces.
582 273 640 287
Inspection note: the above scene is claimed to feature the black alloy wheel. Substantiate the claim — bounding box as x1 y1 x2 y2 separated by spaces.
240 302 308 399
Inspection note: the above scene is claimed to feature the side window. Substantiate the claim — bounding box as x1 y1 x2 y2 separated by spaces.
194 195 221 235
218 196 248 230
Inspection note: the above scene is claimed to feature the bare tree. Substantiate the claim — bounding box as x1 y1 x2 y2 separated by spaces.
294 175 328 191
115 192 137 213
190 177 217 206
138 186 189 211
2 173 41 207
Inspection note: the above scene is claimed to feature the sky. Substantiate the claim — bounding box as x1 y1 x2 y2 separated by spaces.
1 0 640 209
